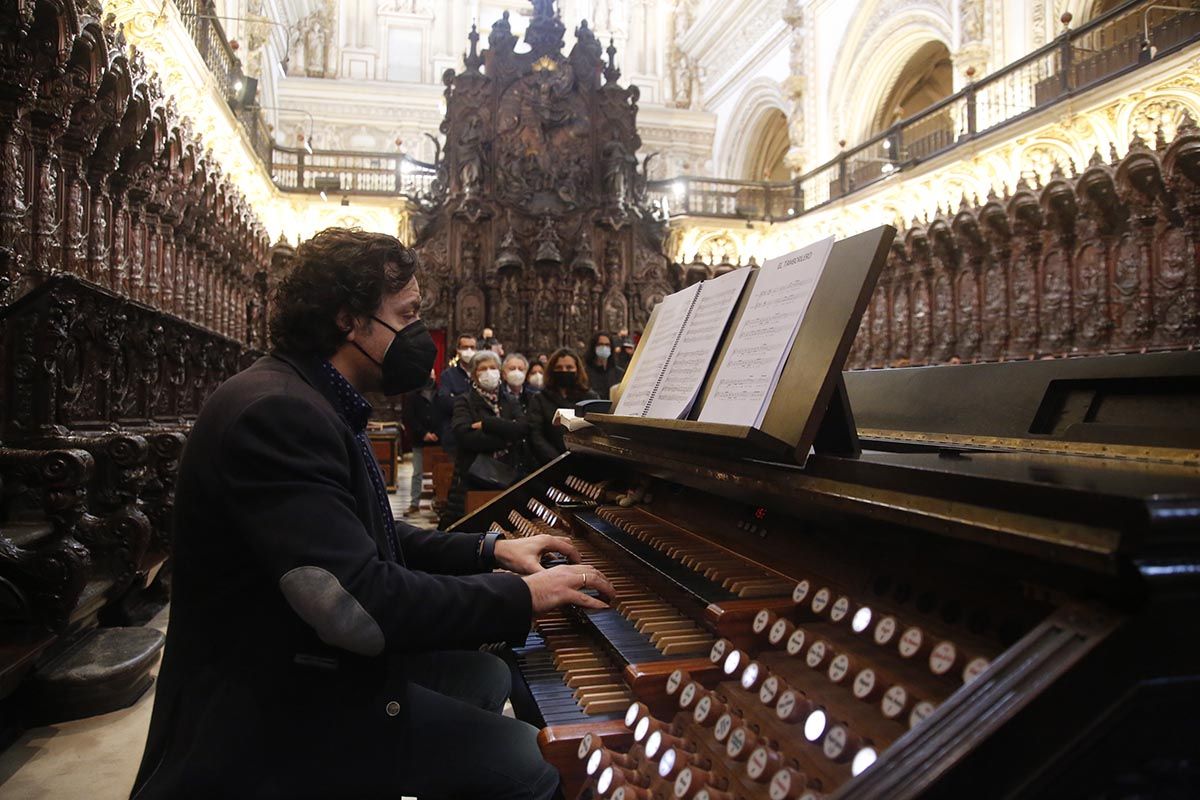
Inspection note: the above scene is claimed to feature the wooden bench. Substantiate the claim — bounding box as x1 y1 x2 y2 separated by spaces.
465 490 503 515
433 461 456 510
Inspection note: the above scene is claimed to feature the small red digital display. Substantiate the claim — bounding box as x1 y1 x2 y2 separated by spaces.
754 507 767 520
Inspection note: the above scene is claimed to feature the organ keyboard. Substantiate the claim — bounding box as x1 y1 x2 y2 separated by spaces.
454 352 1200 799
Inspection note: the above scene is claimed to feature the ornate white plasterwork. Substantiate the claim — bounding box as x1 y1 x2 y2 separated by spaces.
683 0 787 106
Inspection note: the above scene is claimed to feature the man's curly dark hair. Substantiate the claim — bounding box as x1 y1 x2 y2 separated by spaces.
269 228 417 358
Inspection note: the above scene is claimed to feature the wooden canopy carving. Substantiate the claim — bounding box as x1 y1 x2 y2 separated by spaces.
410 0 673 354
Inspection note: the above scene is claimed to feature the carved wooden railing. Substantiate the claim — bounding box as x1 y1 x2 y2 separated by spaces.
0 0 270 708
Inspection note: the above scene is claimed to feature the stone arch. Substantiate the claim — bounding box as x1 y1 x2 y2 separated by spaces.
716 78 788 179
1064 0 1128 25
869 40 953 135
745 109 791 181
1015 137 1088 184
827 2 954 145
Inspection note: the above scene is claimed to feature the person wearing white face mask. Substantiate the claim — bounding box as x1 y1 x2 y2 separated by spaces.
501 353 536 411
440 351 531 528
527 362 545 392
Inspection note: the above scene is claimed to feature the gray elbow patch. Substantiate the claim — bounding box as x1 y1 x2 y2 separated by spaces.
279 566 385 657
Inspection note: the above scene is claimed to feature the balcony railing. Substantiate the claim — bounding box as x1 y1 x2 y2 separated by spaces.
269 147 439 196
648 0 1200 221
178 0 1199 219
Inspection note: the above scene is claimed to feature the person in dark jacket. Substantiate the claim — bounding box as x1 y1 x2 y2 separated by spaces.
527 347 599 466
131 228 614 800
440 351 530 528
584 331 625 400
400 372 437 514
433 332 476 451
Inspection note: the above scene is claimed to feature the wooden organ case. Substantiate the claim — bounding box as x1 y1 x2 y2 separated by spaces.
453 351 1200 800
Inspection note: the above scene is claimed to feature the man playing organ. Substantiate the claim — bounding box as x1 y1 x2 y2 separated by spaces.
131 228 615 800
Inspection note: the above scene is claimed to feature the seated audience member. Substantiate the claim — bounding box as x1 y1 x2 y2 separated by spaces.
527 348 599 466
501 353 535 410
440 351 530 528
585 331 625 400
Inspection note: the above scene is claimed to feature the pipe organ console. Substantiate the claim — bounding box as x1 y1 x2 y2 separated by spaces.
459 353 1200 799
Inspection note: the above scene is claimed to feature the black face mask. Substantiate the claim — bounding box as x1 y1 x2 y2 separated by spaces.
354 317 437 396
554 371 578 389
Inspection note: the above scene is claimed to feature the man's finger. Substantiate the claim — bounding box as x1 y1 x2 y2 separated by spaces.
546 536 582 563
569 591 608 610
587 570 616 602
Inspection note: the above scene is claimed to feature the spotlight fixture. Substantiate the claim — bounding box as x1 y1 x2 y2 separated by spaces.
314 176 341 202
1141 5 1195 62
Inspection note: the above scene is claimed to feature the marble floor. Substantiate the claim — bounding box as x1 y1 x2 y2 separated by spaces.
0 455 434 799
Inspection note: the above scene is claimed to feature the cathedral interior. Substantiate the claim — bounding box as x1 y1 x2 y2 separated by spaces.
0 0 1199 798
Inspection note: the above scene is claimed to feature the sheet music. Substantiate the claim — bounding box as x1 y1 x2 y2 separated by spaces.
698 236 835 427
644 267 753 419
613 282 700 416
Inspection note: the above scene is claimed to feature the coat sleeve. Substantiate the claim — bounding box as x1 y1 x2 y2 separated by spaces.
481 409 528 442
527 395 562 465
433 375 457 434
219 393 531 655
393 519 486 576
451 394 510 452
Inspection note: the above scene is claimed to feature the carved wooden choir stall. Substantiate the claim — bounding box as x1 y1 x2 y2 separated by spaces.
0 1 272 728
847 131 1200 368
408 4 674 355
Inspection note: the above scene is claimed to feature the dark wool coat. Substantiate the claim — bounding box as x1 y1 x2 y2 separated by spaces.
440 388 530 528
131 353 531 799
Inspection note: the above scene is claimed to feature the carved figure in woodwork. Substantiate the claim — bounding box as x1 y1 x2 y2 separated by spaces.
535 216 562 266
457 114 485 197
602 135 635 207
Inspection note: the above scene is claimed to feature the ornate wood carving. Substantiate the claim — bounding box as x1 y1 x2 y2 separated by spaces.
410 2 672 353
0 446 93 633
0 0 269 660
846 120 1200 369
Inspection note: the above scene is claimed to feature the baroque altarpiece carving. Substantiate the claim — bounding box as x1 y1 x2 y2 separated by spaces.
409 2 674 354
